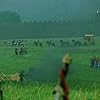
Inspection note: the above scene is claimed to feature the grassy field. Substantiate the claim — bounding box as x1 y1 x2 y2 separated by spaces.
0 37 100 100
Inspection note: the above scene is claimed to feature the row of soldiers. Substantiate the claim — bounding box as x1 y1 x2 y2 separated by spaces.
90 56 100 68
9 39 93 48
11 40 25 47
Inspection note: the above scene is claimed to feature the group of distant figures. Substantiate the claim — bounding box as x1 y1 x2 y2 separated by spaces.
6 39 95 55
11 40 25 47
15 47 27 55
33 40 56 47
90 56 100 68
33 39 93 47
8 39 95 48
9 40 27 55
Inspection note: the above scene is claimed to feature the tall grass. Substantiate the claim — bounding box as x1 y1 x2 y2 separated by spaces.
1 82 100 100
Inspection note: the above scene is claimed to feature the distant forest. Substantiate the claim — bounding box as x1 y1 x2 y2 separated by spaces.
0 11 100 39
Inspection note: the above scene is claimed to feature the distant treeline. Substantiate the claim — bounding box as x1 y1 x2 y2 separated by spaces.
0 11 21 23
0 11 100 39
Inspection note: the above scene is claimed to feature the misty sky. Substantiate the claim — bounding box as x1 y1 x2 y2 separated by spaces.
0 0 100 21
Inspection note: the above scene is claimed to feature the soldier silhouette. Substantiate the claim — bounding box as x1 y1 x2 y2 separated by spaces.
53 53 72 100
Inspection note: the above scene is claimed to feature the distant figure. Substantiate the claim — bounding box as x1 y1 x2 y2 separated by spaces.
19 71 24 82
15 48 18 55
52 42 56 47
34 41 38 47
12 40 15 46
17 40 21 46
46 41 51 47
59 40 70 47
90 57 94 68
98 57 100 68
19 48 23 55
96 57 100 68
39 42 43 47
53 53 72 100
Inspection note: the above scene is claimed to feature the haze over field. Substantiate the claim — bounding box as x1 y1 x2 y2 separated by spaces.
0 0 100 21
0 0 100 39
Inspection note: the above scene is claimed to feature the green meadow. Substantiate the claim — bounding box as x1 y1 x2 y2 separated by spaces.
0 37 100 100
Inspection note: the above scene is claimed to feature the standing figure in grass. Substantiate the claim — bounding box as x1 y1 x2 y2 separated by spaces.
90 57 94 68
19 71 24 82
53 53 72 100
15 47 19 55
